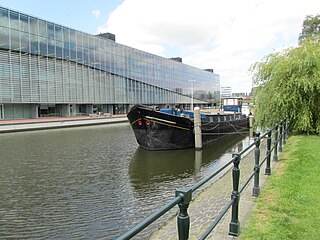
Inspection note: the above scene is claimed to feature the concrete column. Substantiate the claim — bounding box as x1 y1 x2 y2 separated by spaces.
31 104 39 118
56 104 69 117
194 107 202 149
86 104 94 115
102 104 108 113
107 104 114 115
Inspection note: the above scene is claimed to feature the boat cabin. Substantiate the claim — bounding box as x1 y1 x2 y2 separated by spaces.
222 97 243 113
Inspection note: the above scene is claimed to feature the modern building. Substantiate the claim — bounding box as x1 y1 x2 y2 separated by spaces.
0 6 220 119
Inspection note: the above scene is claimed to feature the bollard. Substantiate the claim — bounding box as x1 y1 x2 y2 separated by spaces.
249 115 254 128
175 188 192 240
252 132 261 197
194 107 202 150
279 120 283 152
229 153 241 237
283 118 287 145
265 129 272 175
273 124 279 162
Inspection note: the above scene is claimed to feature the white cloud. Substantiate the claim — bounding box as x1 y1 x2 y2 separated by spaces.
97 0 320 93
92 9 101 18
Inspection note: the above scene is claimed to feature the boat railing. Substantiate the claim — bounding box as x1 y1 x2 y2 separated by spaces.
116 118 288 240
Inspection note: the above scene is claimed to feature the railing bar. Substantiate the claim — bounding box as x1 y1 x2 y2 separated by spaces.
260 131 268 138
191 157 236 191
238 131 267 156
259 155 267 167
239 141 255 155
199 199 235 240
116 195 183 240
239 171 255 194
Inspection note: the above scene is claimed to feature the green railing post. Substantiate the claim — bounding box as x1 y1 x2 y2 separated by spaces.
283 118 287 145
229 153 241 237
279 120 283 152
175 188 192 240
265 129 272 175
273 124 279 162
252 132 261 197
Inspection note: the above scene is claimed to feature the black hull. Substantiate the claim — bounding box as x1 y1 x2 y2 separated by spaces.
127 105 249 151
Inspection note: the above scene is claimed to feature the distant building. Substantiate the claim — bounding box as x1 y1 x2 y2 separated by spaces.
0 6 220 119
220 86 232 98
232 92 249 98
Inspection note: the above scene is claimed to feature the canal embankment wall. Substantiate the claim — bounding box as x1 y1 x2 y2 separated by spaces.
0 116 129 133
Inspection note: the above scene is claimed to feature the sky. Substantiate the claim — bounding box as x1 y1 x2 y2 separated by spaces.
1 0 320 93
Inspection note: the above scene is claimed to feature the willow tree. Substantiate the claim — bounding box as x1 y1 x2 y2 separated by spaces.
251 38 320 134
299 14 320 43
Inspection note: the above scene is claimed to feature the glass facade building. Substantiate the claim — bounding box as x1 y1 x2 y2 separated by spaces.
0 6 220 119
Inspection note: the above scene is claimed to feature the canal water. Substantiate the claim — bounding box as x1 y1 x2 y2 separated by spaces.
0 123 253 239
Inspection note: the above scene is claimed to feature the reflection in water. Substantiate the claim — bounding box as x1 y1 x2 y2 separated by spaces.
0 124 252 239
129 133 248 193
194 150 203 175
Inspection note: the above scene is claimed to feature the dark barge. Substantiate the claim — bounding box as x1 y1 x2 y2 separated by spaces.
127 104 249 151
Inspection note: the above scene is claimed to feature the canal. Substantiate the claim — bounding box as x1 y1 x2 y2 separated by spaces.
0 123 253 239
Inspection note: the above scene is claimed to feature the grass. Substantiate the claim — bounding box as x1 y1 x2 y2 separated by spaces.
242 135 320 240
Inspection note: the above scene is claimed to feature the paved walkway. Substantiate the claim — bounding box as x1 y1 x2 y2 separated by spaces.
0 114 127 124
149 139 279 239
0 114 128 133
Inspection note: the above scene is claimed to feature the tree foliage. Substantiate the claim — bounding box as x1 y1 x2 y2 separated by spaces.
299 14 320 43
251 39 320 134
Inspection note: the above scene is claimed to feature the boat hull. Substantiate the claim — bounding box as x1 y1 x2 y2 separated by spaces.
127 105 249 151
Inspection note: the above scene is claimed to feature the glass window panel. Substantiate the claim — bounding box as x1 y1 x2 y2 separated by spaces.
30 34 39 54
83 47 88 65
0 26 9 49
95 50 101 69
83 33 89 48
38 20 46 36
63 27 69 42
48 42 55 56
70 43 76 60
69 29 76 44
19 14 28 32
77 45 83 63
63 44 69 60
76 31 82 46
89 49 95 67
39 36 47 55
29 17 38 35
9 10 19 29
55 25 62 41
47 22 54 40
89 36 95 50
0 7 9 27
20 31 29 52
56 40 63 59
10 29 20 50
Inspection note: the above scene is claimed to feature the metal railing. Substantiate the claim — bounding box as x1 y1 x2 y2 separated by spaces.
117 118 288 240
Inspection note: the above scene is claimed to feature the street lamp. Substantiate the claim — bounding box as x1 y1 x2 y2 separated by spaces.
189 80 195 110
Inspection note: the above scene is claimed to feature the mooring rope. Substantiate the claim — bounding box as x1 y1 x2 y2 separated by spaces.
200 121 250 137
201 131 250 136
227 121 250 137
200 123 220 131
